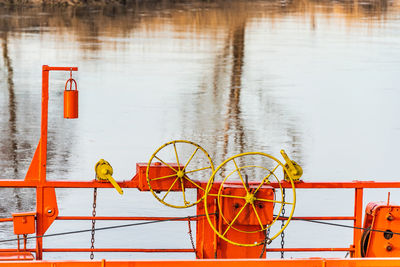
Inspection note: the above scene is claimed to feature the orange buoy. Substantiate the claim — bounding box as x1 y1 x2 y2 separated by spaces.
64 78 78 119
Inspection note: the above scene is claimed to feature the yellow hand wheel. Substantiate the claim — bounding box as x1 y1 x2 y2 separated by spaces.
146 140 214 208
204 152 297 247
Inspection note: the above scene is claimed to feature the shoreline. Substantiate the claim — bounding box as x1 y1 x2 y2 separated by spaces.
0 0 162 7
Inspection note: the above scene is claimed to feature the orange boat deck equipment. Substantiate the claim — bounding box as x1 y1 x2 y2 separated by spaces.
0 66 399 266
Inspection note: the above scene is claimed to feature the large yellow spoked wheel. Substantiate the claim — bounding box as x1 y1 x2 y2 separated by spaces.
147 140 214 208
204 152 296 246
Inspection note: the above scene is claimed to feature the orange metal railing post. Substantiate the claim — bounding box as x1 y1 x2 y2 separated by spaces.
35 66 50 259
353 188 363 257
36 187 44 259
40 66 50 184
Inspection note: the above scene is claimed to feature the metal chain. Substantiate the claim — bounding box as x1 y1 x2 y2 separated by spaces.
90 188 97 260
187 217 198 258
280 188 286 259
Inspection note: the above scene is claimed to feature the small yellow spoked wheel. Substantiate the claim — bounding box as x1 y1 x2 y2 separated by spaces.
204 152 296 246
147 140 214 208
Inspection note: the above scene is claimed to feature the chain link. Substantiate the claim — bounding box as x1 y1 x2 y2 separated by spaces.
90 188 97 260
187 217 198 258
280 188 286 259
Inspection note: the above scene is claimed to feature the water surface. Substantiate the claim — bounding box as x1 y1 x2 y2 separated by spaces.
1 0 400 259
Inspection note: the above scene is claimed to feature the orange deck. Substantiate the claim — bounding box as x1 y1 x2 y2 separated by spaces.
1 258 400 266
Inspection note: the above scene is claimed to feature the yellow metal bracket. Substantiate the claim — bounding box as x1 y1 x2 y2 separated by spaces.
280 150 303 182
95 159 123 195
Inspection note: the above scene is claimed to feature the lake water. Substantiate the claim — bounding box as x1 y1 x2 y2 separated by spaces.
1 0 400 260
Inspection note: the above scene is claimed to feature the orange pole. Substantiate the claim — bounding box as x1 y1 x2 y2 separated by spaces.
39 66 49 184
44 66 78 71
35 66 49 259
38 65 78 183
2 180 400 189
42 248 195 253
0 247 353 253
35 65 78 260
281 216 355 221
353 188 363 257
0 249 36 252
265 248 354 252
53 216 353 221
56 216 201 221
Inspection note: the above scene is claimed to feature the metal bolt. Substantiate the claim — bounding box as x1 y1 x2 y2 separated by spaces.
384 230 394 240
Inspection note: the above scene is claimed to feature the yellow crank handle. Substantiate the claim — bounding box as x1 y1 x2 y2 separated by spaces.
280 150 303 182
94 159 123 195
280 150 297 175
106 174 124 195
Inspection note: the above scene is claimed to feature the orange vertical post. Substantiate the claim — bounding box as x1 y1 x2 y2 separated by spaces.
353 188 363 257
36 187 44 259
34 65 78 260
40 65 50 183
35 66 50 259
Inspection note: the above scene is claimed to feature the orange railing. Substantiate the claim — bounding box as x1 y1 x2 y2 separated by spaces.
1 179 399 258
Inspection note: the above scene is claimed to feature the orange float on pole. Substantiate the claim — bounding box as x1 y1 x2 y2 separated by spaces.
64 71 79 119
